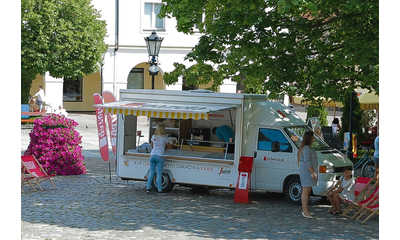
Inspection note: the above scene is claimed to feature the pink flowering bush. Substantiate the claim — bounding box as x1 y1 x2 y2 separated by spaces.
24 114 87 175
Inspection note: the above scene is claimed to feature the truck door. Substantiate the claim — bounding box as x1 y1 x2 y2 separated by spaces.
254 127 295 191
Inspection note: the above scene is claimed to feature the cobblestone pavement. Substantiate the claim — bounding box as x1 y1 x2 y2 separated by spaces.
21 113 379 240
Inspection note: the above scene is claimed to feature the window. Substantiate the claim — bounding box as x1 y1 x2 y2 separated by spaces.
182 76 198 91
127 68 144 89
258 128 292 152
144 3 164 30
63 77 83 102
194 13 205 31
284 126 330 150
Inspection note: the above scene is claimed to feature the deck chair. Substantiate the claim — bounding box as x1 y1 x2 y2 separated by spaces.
342 180 378 219
353 196 379 224
21 173 37 192
21 155 57 190
340 177 372 212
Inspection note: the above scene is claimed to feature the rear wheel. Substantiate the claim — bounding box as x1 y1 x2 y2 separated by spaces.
285 177 302 205
361 160 375 178
151 173 174 192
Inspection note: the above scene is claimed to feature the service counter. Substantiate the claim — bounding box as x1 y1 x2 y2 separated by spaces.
125 139 235 165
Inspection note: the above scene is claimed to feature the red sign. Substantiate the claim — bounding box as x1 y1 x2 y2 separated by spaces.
93 93 109 161
102 91 118 155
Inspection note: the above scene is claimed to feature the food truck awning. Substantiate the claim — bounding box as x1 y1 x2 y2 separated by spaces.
94 101 236 120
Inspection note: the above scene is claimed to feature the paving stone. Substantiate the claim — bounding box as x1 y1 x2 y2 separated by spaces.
21 113 379 240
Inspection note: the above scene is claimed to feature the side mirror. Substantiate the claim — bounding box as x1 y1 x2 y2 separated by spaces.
271 141 280 152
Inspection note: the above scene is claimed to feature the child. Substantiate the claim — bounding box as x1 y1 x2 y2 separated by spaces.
326 167 355 215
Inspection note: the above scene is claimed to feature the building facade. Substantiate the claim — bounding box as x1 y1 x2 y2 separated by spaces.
30 0 238 112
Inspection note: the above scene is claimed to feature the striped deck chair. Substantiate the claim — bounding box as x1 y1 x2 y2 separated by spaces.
21 155 57 190
353 196 379 224
342 180 378 219
21 173 37 192
341 177 373 215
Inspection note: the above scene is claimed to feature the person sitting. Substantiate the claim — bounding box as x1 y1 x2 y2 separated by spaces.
54 105 68 117
326 167 355 215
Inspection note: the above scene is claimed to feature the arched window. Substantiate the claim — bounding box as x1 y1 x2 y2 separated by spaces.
127 68 144 89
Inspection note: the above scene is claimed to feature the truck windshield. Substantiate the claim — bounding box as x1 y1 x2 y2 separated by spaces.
284 126 331 150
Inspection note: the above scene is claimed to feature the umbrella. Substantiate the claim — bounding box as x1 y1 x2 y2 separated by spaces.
293 88 378 110
355 88 379 110
293 96 344 108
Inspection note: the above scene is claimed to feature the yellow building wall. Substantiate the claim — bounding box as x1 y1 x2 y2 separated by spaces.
29 72 101 112
29 75 44 99
63 72 101 111
29 69 218 112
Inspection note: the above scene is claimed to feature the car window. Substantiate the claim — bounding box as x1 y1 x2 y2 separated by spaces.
258 128 292 152
284 126 331 150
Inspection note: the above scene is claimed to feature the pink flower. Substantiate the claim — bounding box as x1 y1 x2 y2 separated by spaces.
24 115 87 175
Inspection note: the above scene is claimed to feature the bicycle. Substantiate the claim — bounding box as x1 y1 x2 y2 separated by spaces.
28 96 52 113
361 157 375 179
353 143 375 178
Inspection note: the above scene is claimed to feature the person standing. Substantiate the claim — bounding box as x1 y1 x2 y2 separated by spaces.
298 131 318 218
33 85 46 111
331 118 341 135
373 135 379 181
147 124 175 195
212 125 235 153
212 125 234 142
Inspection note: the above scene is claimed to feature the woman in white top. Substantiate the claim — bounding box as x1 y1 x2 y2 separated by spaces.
331 118 341 135
146 124 175 195
326 167 355 214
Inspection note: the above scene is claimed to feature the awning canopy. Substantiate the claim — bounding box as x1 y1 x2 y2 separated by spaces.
293 88 379 110
93 101 236 120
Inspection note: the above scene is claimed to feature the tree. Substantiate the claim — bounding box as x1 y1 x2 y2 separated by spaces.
21 0 108 103
160 0 378 100
306 105 328 127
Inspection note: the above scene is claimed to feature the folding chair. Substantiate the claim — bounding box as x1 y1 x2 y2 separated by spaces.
353 197 379 224
342 180 378 219
21 173 37 193
21 155 57 190
340 177 372 214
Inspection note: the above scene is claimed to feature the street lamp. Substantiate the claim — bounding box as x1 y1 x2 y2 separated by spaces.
100 52 106 94
144 31 164 89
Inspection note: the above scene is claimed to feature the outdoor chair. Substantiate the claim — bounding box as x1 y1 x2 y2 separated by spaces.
341 180 379 222
340 177 373 214
21 173 37 193
352 194 379 224
21 155 57 190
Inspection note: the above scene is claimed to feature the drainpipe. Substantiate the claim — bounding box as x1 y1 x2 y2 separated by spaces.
113 0 119 97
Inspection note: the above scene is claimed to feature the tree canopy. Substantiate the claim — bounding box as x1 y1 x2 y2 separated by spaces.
160 0 378 100
21 0 108 102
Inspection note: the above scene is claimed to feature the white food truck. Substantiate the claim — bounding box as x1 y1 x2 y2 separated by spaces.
94 89 353 204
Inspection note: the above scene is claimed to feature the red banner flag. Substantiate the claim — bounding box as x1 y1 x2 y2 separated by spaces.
93 93 109 161
102 91 118 155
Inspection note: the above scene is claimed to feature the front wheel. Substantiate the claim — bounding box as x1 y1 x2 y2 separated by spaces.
361 160 375 179
151 173 174 192
285 177 302 205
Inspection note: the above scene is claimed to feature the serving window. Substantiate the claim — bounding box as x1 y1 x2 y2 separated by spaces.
122 109 237 164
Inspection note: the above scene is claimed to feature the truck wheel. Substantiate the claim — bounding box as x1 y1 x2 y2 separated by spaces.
151 173 174 192
285 177 302 205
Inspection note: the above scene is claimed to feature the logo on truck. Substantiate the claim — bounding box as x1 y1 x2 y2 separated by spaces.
218 167 232 178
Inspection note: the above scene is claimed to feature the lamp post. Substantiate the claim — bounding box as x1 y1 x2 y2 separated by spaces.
346 91 355 161
144 31 164 89
100 52 106 94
